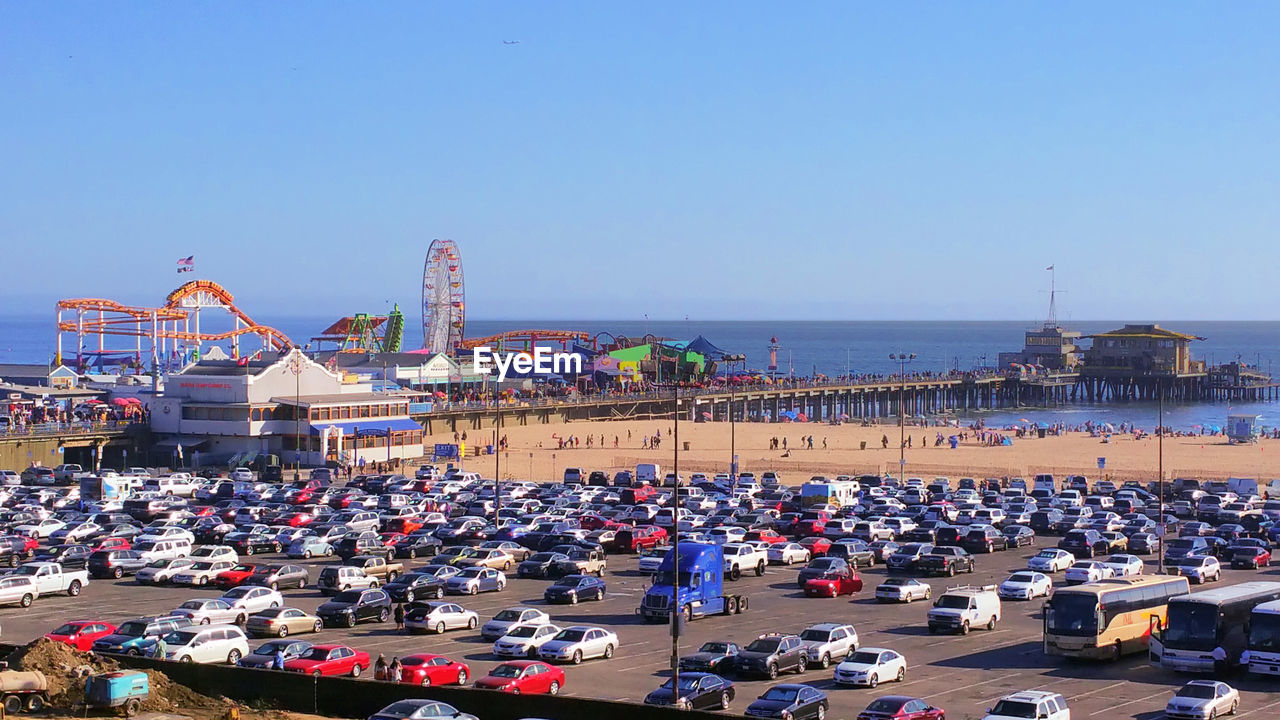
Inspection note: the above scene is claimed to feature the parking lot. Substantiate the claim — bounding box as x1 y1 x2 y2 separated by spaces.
4 537 1280 720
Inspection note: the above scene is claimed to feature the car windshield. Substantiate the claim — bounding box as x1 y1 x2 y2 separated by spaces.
935 595 970 609
303 648 334 660
865 698 906 712
458 568 483 578
760 687 798 702
1008 573 1036 583
554 629 586 642
846 651 881 664
494 610 524 621
165 630 199 645
1036 550 1059 558
989 700 1038 718
190 562 214 571
253 641 292 654
799 629 831 641
699 642 730 653
661 676 700 690
489 664 523 678
50 624 80 635
116 621 148 636
1175 684 1217 699
745 638 781 653
506 626 539 638
1249 611 1280 651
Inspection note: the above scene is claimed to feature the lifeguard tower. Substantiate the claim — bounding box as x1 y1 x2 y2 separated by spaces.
1227 413 1262 444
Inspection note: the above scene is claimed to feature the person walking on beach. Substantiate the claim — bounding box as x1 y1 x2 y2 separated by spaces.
882 434 889 449
782 438 787 450
822 437 827 449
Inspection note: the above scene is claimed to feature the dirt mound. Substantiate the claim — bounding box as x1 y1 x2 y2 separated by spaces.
8 638 229 714
8 638 118 702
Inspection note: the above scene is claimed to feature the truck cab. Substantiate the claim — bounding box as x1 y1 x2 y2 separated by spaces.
639 543 748 622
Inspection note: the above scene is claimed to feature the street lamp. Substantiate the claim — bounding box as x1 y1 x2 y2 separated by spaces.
889 353 916 484
493 383 502 528
669 378 682 694
1158 379 1166 573
288 350 304 481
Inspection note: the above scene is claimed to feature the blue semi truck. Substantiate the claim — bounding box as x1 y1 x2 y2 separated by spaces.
639 543 751 622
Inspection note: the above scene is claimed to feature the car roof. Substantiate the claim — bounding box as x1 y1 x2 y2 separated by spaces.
806 622 850 631
1001 690 1061 701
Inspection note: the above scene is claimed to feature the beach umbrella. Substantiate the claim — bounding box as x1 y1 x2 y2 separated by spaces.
110 398 130 406
1018 417 1031 423
1037 422 1050 430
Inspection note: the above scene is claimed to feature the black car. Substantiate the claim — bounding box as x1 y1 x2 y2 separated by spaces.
384 571 448 603
886 543 934 572
933 526 965 547
232 534 283 556
35 544 92 569
239 639 312 669
517 552 570 578
87 549 148 578
1001 525 1036 548
960 527 1008 553
245 564 308 590
733 634 808 679
900 527 938 543
644 672 735 711
796 558 852 588
335 535 391 561
316 588 392 628
390 534 442 560
744 684 827 720
679 641 741 674
918 547 975 576
1058 529 1109 558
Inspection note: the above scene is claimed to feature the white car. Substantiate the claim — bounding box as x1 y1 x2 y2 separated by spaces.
172 560 237 587
1065 560 1115 585
638 549 666 574
875 578 932 603
492 623 563 658
15 518 66 539
136 527 196 545
172 598 242 625
160 624 250 664
480 607 550 641
984 690 1070 720
708 527 747 545
1027 549 1075 573
798 623 859 669
1099 554 1144 577
833 647 907 687
998 572 1053 600
189 545 239 564
53 522 102 543
1165 680 1239 720
538 625 618 664
219 586 284 615
1171 555 1222 584
404 601 479 634
229 468 254 482
136 558 196 585
767 543 811 565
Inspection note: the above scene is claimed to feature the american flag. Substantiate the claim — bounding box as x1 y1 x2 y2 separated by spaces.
177 255 195 273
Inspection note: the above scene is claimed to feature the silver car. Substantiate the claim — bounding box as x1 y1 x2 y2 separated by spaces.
1165 680 1239 720
171 598 242 625
136 558 196 585
538 625 618 664
492 623 562 658
480 607 550 641
404 602 478 635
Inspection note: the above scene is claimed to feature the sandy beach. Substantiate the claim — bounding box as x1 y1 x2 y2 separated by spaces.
423 418 1280 484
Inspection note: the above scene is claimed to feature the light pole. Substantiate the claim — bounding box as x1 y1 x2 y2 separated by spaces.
288 350 304 481
889 353 915 484
669 379 682 694
1158 379 1166 573
493 384 502 528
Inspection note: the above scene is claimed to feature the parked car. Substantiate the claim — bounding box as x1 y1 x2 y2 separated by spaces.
538 625 619 664
238 639 313 669
491 623 563 659
283 643 371 677
404 601 479 635
317 588 392 628
543 574 606 604
473 660 565 695
644 672 735 711
744 684 828 720
159 624 251 664
245 607 323 637
855 695 946 720
874 577 932 603
45 620 117 651
679 641 741 675
834 647 907 688
396 654 471 687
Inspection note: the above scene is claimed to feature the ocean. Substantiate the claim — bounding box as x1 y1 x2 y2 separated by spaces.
3 315 1279 430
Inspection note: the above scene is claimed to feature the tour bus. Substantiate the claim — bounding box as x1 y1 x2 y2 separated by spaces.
1043 575 1190 660
1245 599 1280 676
800 480 860 508
1150 581 1280 673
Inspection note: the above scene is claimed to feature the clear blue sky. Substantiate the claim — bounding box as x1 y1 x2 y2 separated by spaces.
3 2 1279 321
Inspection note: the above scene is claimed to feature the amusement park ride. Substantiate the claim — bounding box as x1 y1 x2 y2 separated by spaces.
55 280 292 371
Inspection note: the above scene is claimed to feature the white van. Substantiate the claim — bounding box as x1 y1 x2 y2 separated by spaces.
636 464 660 486
1228 478 1260 498
927 584 1002 635
1033 474 1057 494
134 538 193 563
160 624 250 664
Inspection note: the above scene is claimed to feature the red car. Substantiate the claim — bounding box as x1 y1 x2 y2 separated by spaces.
794 512 831 537
45 621 117 651
856 695 945 720
473 660 565 695
280 512 315 528
284 644 371 678
398 653 470 687
214 563 260 589
3 535 40 557
190 506 218 518
612 526 668 553
384 517 425 535
797 537 833 557
803 570 863 598
90 537 131 553
745 529 789 546
379 532 407 547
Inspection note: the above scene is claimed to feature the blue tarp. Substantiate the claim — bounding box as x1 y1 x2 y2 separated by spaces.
685 335 729 359
310 418 422 436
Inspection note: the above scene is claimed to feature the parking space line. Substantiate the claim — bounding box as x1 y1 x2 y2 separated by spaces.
1236 698 1280 718
922 673 1026 700
1087 689 1168 716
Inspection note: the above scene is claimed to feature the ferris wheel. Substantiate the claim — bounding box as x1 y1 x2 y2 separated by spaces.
422 239 465 353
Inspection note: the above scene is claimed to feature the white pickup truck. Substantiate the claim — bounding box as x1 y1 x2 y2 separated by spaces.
54 464 92 485
722 542 768 580
8 562 90 596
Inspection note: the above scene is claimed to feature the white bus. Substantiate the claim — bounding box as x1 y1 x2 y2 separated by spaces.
1151 581 1280 673
1245 599 1280 675
800 480 859 508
